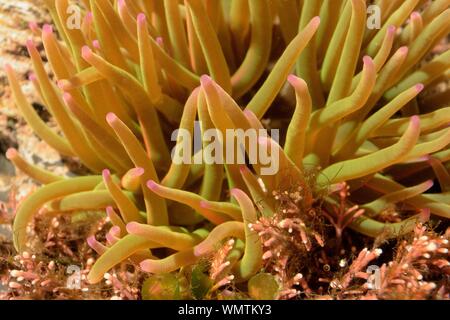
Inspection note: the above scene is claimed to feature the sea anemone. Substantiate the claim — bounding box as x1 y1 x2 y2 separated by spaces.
4 0 449 299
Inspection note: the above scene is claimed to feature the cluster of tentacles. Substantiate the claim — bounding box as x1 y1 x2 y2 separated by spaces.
4 0 450 287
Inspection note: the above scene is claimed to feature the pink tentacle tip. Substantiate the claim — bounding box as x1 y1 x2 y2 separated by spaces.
26 39 35 51
199 200 209 209
5 148 17 159
415 83 424 92
57 80 66 89
419 208 431 223
118 0 125 8
200 74 213 85
387 25 396 34
311 16 320 27
139 260 152 271
86 235 97 247
106 112 117 124
287 74 298 85
137 13 146 24
243 109 255 117
146 180 158 190
85 11 93 20
110 226 121 236
92 40 100 49
105 232 116 244
28 73 37 81
62 92 72 103
410 115 421 127
28 21 39 32
42 24 53 34
239 165 248 174
125 221 139 233
362 55 373 65
412 155 430 163
193 245 205 257
229 188 242 198
106 206 114 214
102 168 111 180
411 11 421 19
81 45 92 59
4 63 12 73
156 37 164 46
398 46 409 55
287 74 306 88
132 167 145 177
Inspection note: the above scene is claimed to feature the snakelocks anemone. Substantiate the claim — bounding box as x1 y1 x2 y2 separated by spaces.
4 0 450 299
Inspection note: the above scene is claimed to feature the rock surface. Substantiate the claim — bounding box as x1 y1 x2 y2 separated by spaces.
0 0 68 205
